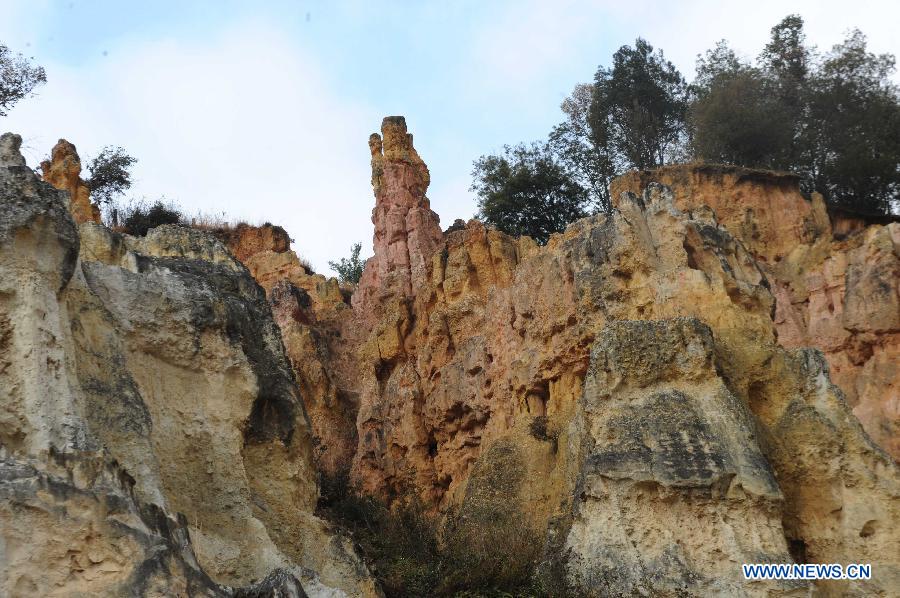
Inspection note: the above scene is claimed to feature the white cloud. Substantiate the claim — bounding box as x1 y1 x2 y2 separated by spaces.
611 0 900 79
3 20 379 274
466 0 900 89
4 0 898 277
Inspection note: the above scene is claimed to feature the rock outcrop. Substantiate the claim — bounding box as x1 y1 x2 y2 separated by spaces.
207 220 360 478
612 164 900 461
40 138 101 225
4 118 899 597
296 125 897 595
0 133 377 597
353 117 442 322
208 222 292 263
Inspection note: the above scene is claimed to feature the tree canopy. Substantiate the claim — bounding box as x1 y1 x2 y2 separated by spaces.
0 43 46 117
472 15 899 236
472 143 589 244
590 38 689 171
86 146 138 205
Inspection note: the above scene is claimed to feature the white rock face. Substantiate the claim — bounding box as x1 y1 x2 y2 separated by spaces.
0 132 378 598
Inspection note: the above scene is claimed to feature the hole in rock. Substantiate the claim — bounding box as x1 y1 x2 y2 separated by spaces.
860 520 878 538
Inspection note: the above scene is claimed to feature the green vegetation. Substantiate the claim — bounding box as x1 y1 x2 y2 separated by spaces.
472 142 589 244
86 146 138 205
117 199 183 236
328 242 365 284
473 14 900 240
0 43 46 117
319 472 549 597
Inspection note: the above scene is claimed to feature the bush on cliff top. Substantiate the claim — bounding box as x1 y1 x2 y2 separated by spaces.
111 198 183 236
328 242 365 285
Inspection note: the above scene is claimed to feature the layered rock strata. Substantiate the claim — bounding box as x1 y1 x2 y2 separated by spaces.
0 133 377 597
612 165 900 460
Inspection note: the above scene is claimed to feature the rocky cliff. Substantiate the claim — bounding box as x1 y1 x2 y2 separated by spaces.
267 119 898 595
0 133 377 597
612 166 899 460
2 117 899 598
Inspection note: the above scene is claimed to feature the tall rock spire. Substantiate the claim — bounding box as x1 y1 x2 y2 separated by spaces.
40 139 101 225
354 116 442 315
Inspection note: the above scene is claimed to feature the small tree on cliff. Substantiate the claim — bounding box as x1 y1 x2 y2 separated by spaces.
472 142 589 244
86 146 137 205
0 43 47 117
329 242 365 285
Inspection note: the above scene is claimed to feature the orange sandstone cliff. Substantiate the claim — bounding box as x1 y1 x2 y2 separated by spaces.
612 165 900 460
238 120 900 595
5 119 899 597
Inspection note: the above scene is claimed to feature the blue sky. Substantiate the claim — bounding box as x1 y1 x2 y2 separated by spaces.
2 0 898 273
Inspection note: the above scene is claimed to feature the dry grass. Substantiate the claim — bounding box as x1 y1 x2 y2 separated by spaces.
318 472 549 597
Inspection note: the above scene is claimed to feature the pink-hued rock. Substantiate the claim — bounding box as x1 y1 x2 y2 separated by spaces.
614 166 900 461
353 116 442 323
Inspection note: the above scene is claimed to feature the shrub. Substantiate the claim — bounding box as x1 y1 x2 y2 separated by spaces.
113 199 183 236
319 472 548 597
328 242 365 284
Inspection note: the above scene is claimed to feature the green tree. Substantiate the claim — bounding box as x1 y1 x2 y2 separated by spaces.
472 143 588 244
0 43 46 117
329 242 365 285
759 14 812 168
800 30 900 213
590 38 689 170
689 41 793 167
549 83 616 212
86 146 137 205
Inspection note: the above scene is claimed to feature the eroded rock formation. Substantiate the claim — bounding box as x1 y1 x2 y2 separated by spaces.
0 133 377 597
40 138 102 225
612 165 900 460
3 117 899 597
282 124 896 595
209 222 292 263
353 116 442 321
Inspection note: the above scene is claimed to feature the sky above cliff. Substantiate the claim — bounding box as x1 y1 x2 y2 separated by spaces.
2 0 898 273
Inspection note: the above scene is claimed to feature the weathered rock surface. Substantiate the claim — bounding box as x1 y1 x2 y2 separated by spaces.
209 222 292 263
565 318 797 596
209 221 359 478
353 116 442 323
4 118 900 597
40 138 102 225
612 164 900 461
0 133 377 597
290 125 897 595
